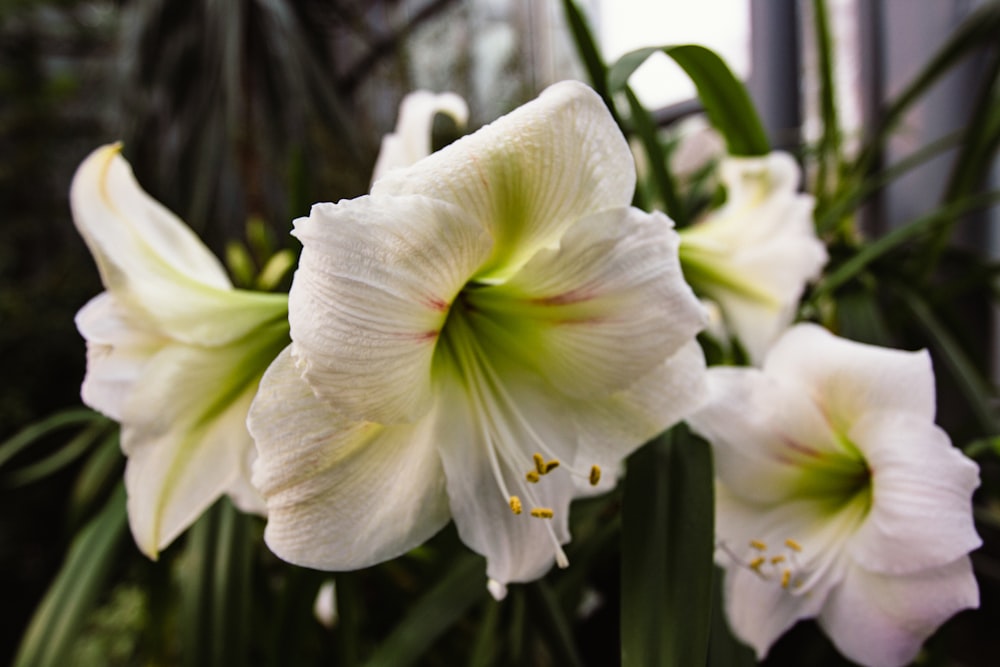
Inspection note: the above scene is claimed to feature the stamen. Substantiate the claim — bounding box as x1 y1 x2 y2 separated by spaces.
785 538 802 552
589 465 601 486
509 496 522 515
749 540 767 551
525 470 540 483
543 459 560 474
748 556 765 572
533 453 546 475
771 555 786 565
781 569 792 589
530 508 554 519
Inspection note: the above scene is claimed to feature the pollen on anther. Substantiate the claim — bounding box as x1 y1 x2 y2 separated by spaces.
785 538 802 552
530 507 554 519
525 470 540 483
509 496 522 515
771 555 786 565
749 540 767 551
780 569 792 589
748 556 765 571
589 465 601 486
543 459 560 474
533 453 546 475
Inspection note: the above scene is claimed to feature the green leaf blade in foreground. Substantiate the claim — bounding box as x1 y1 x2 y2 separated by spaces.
13 484 128 667
609 45 770 156
621 426 715 667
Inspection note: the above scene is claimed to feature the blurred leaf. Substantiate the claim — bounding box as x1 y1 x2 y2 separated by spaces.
528 581 584 667
811 0 844 209
0 408 106 471
623 87 685 222
621 426 714 667
226 241 257 289
609 45 769 156
811 190 1000 301
965 435 1000 458
5 419 110 488
361 552 487 667
851 2 1000 177
13 484 127 667
896 285 999 432
468 599 501 667
559 0 610 103
256 248 297 292
833 287 893 346
69 429 124 526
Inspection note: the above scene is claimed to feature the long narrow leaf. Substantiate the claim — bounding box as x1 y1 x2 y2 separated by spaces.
811 191 1000 300
13 484 127 667
624 87 685 223
0 409 106 470
5 420 110 488
529 581 584 667
559 0 610 101
621 426 715 667
361 552 486 667
811 0 843 209
609 45 769 156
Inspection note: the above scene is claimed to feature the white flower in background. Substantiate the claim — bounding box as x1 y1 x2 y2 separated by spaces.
687 324 980 667
71 144 290 558
370 90 468 186
249 81 707 597
678 152 827 363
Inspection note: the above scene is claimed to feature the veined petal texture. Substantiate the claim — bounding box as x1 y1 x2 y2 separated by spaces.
251 80 707 591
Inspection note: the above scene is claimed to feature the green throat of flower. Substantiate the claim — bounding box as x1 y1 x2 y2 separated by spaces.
432 282 603 568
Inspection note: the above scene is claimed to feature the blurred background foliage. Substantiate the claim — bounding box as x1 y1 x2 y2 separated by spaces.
2 0 999 665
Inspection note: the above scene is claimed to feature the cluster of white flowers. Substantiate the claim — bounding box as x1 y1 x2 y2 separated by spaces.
70 80 979 667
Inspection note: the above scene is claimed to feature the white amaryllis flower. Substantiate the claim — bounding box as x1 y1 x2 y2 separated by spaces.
249 80 708 597
71 144 290 558
370 90 468 185
678 152 827 363
688 324 980 667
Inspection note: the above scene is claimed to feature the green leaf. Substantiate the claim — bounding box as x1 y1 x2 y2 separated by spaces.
361 552 487 667
621 426 715 667
707 567 755 667
468 599 502 667
609 45 769 156
559 0 610 102
13 484 128 667
623 87 685 223
811 190 1000 301
5 420 110 488
69 430 124 525
811 0 844 210
0 408 107 471
528 581 584 667
895 285 999 433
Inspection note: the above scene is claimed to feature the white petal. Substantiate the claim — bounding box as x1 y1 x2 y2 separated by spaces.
432 364 575 586
372 80 635 279
71 144 232 291
678 152 826 363
687 367 850 505
249 348 451 569
848 410 981 574
290 194 493 424
763 324 936 431
819 558 978 667
119 321 287 557
75 293 165 421
470 207 705 399
571 340 707 483
71 144 290 345
371 91 468 185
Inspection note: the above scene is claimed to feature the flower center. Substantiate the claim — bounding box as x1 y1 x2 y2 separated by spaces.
721 538 808 592
436 289 602 568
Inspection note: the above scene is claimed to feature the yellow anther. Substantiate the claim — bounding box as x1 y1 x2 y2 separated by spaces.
530 507 554 519
533 453 546 474
770 555 786 565
748 556 765 571
525 470 540 483
509 496 522 515
781 569 792 589
785 538 802 552
589 465 601 486
749 540 767 551
544 459 560 474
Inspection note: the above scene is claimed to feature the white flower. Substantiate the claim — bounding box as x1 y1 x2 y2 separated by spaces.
370 90 468 186
248 81 707 596
687 323 980 667
678 152 827 363
71 144 290 558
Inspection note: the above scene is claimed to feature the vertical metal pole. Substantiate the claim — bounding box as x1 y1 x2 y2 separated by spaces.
747 0 802 151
